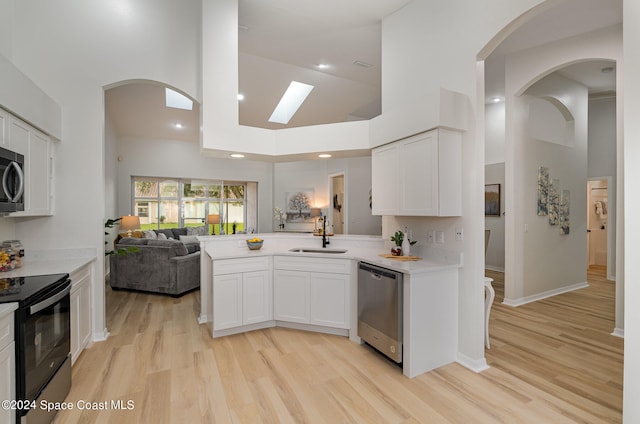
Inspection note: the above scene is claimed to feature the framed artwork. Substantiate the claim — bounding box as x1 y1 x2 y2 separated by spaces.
285 189 314 223
485 184 501 216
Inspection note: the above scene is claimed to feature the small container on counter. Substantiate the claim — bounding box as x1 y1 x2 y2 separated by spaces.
2 240 24 268
0 247 15 272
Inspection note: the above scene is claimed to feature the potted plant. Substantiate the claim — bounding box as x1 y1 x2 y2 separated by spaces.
390 231 404 256
390 230 417 256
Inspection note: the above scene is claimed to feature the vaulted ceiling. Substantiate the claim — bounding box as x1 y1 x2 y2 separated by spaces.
106 0 621 145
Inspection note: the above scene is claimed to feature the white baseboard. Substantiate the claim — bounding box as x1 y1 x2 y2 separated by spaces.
485 265 504 273
198 314 209 324
456 352 489 373
503 281 589 307
92 328 109 342
612 327 624 338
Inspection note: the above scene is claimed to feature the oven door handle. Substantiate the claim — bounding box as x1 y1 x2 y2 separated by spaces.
30 284 71 315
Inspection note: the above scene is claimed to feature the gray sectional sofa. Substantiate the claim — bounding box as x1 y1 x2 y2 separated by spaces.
109 226 205 296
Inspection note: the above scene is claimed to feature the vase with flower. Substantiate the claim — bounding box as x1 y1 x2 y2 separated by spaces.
273 207 285 230
390 230 417 256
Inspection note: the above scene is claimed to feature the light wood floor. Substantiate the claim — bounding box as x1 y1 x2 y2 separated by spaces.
54 268 622 423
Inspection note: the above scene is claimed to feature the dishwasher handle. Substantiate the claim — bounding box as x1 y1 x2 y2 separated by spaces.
358 262 401 281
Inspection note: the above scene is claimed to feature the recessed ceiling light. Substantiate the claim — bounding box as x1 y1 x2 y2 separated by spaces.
269 81 314 124
317 63 330 69
318 154 332 158
237 93 245 101
230 153 245 158
165 88 193 110
492 96 502 103
174 122 184 129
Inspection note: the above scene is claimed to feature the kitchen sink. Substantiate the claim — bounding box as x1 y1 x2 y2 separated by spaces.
288 248 348 254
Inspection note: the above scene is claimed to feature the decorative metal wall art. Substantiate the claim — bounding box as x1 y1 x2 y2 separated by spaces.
536 166 570 235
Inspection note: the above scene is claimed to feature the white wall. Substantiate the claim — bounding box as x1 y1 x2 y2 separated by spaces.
503 25 622 309
485 101 506 165
273 157 381 235
381 0 546 367
516 74 589 301
115 137 274 232
623 2 639 420
3 2 639 417
4 0 202 338
588 96 617 278
485 163 505 271
273 161 327 232
341 157 382 236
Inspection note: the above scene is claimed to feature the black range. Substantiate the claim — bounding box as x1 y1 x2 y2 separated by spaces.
0 273 72 424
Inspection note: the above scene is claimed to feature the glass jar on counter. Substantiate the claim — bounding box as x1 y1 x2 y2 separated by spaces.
2 240 24 268
0 247 15 272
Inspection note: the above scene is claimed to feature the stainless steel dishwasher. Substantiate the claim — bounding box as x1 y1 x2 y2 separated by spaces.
358 262 403 363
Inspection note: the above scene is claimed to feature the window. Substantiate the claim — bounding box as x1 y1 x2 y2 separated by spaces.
132 177 257 233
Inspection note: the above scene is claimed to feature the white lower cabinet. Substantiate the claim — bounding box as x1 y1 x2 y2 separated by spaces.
212 257 272 332
0 304 17 424
309 273 350 329
70 264 92 364
273 270 310 323
0 341 15 424
274 256 351 330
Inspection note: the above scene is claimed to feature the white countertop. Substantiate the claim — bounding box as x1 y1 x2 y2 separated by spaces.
0 302 18 317
0 248 97 279
203 234 461 275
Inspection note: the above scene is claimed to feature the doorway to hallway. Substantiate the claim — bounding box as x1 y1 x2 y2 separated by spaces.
587 178 610 275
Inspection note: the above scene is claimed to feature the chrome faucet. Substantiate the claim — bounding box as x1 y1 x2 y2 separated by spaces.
322 217 330 248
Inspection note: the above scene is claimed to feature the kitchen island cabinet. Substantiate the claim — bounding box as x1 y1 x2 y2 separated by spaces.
212 256 273 336
274 256 351 331
201 234 464 378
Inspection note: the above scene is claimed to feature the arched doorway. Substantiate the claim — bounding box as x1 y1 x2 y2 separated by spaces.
477 0 622 336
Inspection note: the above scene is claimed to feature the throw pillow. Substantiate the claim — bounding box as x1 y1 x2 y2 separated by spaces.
171 227 188 239
179 235 199 244
185 243 199 254
157 232 167 239
147 239 189 256
187 225 208 236
155 229 174 239
143 230 157 239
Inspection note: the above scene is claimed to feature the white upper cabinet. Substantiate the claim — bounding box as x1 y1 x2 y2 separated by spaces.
371 128 461 216
1 109 53 217
0 108 7 148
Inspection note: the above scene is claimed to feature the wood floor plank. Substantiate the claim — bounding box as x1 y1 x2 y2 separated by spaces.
52 269 622 423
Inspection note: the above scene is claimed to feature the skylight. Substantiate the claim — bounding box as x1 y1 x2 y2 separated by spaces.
165 87 193 110
268 81 314 124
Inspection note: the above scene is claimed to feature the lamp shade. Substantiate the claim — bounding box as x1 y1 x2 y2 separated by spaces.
120 215 140 232
310 208 321 217
207 214 220 224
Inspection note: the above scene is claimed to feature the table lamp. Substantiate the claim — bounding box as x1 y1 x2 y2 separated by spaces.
207 214 220 235
310 208 321 233
120 215 140 237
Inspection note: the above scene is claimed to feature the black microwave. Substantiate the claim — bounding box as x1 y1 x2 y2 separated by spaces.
0 146 25 213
